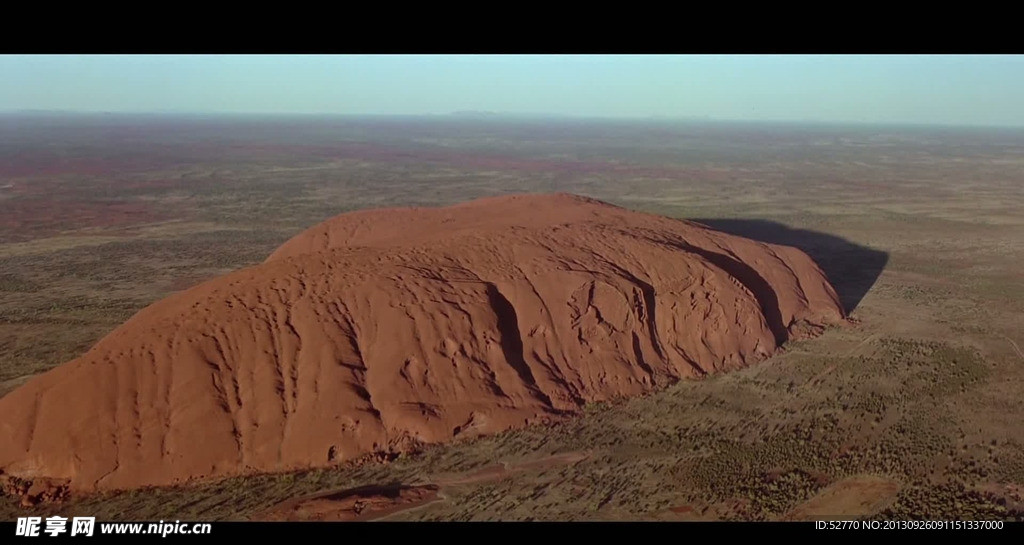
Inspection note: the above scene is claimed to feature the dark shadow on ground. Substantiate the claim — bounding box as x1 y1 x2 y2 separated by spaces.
319 482 438 502
691 219 888 315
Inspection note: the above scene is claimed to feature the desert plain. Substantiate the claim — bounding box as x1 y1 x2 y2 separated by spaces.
1 113 1022 521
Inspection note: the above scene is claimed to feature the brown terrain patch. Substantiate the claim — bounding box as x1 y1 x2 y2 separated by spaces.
0 200 172 242
434 451 592 487
663 498 753 521
256 451 591 521
258 484 442 522
784 475 901 520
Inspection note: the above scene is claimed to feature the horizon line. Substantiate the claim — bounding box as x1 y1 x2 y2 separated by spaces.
3 109 1024 131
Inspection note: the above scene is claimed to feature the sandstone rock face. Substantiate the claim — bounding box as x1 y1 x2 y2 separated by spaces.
0 194 844 491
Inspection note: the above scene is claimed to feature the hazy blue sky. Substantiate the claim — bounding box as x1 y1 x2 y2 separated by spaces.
2 55 1023 126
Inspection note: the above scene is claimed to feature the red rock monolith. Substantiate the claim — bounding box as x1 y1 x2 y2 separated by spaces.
0 194 845 491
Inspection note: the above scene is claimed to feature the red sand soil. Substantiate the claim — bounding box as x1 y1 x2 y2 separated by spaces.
0 193 845 491
257 484 442 521
256 451 591 521
432 451 593 487
783 474 901 520
0 200 168 239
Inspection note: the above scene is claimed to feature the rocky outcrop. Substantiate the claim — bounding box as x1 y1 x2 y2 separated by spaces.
0 194 844 491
